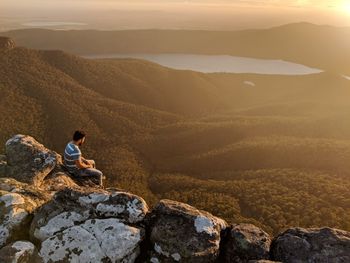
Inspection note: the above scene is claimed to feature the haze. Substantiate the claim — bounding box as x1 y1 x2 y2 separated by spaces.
1 0 350 31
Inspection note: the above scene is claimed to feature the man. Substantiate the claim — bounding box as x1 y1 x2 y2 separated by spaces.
63 130 104 187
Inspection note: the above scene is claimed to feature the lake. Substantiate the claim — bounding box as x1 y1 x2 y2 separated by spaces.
84 53 323 75
22 21 87 27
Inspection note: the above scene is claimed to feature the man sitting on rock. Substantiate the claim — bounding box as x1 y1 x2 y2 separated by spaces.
63 130 104 187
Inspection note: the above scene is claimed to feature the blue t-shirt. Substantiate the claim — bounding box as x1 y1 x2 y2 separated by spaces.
63 141 81 173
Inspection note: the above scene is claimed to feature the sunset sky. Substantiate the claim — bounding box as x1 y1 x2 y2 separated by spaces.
1 0 350 30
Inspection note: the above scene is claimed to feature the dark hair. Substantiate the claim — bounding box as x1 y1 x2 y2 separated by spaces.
73 130 86 141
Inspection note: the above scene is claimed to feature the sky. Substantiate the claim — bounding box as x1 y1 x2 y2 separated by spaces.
1 0 350 31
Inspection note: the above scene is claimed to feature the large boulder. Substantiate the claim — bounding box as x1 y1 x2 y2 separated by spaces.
148 199 227 262
0 178 50 248
4 135 61 186
39 218 142 263
30 187 148 262
0 240 42 263
221 223 271 263
270 227 350 263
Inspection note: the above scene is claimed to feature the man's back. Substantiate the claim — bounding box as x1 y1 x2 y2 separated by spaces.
63 141 81 174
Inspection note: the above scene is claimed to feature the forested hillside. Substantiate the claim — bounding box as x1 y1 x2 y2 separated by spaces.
1 37 350 235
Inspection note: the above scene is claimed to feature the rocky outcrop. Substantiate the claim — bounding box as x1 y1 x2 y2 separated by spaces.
0 37 15 50
147 199 227 262
270 227 350 263
221 223 271 263
29 187 148 262
0 178 50 248
0 134 350 262
4 135 60 186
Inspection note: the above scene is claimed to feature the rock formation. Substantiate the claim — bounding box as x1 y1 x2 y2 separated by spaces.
270 227 350 262
0 134 349 262
221 223 271 262
147 199 227 262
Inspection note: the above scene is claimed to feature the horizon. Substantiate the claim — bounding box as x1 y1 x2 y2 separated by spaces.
1 0 350 31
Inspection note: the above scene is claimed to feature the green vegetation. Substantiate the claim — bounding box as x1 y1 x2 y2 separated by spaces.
149 170 350 235
1 43 350 235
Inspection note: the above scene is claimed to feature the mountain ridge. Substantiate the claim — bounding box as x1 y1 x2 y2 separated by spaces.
2 21 350 74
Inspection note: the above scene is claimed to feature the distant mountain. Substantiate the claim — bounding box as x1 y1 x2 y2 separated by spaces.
1 37 350 235
2 22 350 73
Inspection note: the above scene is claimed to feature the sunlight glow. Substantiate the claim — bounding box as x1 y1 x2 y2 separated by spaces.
334 0 350 14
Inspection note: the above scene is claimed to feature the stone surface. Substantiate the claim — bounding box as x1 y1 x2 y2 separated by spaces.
30 187 149 242
0 178 49 248
40 172 80 192
222 223 271 263
0 240 42 263
5 134 61 186
29 187 147 262
270 227 350 263
248 261 281 263
148 199 227 262
39 218 143 263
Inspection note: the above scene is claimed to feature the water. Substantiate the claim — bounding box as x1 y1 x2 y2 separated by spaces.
84 53 323 75
22 21 87 27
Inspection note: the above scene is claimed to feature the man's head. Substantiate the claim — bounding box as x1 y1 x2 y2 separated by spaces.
73 130 86 146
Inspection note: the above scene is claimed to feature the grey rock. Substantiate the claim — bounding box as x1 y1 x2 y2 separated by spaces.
148 199 227 262
39 218 144 263
30 187 148 242
29 187 148 262
40 172 80 192
222 223 271 262
5 134 61 186
0 178 50 248
270 227 350 263
0 240 42 263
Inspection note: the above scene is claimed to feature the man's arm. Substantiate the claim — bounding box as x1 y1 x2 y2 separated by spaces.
75 156 93 169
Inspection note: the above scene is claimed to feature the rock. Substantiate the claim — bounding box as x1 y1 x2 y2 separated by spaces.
29 187 148 262
5 134 61 186
148 199 227 262
39 218 143 263
270 227 350 263
40 172 80 192
94 189 149 223
248 261 281 263
0 240 42 263
222 223 271 263
0 178 50 248
0 156 6 177
30 187 149 242
0 37 15 50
